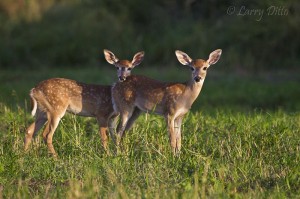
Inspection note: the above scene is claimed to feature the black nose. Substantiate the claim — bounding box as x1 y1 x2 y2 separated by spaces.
119 76 126 82
194 76 201 82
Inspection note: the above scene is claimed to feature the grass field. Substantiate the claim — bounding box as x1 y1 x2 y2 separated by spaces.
0 68 299 198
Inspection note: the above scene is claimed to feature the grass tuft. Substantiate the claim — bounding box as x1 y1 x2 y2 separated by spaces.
0 69 299 198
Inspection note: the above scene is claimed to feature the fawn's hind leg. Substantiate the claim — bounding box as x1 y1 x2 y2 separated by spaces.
42 113 61 158
24 110 47 151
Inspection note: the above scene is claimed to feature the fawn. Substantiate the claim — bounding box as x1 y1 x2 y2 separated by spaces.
111 49 222 154
24 49 145 157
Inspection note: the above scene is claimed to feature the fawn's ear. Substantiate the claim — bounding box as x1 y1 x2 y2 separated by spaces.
131 51 145 67
104 49 119 65
175 50 193 66
207 49 222 65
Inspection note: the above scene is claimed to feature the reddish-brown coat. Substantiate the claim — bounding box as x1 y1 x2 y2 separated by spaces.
24 49 145 157
112 49 222 154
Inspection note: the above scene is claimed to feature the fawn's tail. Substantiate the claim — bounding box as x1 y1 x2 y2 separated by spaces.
29 88 37 116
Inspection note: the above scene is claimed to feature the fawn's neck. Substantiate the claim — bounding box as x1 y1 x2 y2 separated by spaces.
183 79 204 105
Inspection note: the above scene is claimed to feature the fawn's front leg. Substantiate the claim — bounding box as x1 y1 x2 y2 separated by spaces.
174 116 184 153
166 115 177 154
116 110 133 146
124 108 142 131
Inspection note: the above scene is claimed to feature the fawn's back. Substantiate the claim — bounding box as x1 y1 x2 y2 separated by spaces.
32 78 113 117
112 75 193 116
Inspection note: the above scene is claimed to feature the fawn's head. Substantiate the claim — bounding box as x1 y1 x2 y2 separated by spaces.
175 49 222 83
104 49 145 82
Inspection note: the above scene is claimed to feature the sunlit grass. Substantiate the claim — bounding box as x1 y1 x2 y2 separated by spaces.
1 102 300 198
0 69 299 198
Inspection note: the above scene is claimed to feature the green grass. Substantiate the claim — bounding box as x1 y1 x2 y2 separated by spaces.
0 69 299 198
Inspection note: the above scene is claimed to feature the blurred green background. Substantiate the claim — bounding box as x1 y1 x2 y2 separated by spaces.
0 0 299 70
0 0 299 113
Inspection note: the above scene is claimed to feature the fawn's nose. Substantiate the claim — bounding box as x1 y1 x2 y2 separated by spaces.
119 76 126 82
194 76 201 82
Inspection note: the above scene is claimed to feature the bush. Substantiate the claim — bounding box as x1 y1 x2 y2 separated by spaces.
0 0 299 71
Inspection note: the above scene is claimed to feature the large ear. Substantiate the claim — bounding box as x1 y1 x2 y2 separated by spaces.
104 49 119 65
131 51 145 67
207 49 222 65
175 50 193 66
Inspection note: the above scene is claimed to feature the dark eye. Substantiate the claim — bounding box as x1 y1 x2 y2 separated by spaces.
127 68 132 71
190 67 195 71
203 67 207 71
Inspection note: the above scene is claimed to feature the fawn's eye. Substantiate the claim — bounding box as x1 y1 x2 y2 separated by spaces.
203 67 207 71
190 67 195 71
127 68 132 71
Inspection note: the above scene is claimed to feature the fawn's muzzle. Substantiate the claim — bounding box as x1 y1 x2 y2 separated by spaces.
119 76 126 82
194 76 201 82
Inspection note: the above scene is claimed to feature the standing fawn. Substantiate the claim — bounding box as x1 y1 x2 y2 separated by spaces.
24 49 145 157
111 49 222 154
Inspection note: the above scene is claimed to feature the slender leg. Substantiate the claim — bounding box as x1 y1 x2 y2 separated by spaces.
107 113 119 144
174 116 184 154
124 108 142 131
97 116 109 150
45 114 61 158
116 110 133 146
42 113 51 144
24 110 47 151
99 127 108 150
166 115 176 154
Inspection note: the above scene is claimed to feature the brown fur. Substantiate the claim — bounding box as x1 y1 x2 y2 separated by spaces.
112 49 222 154
24 49 145 157
24 78 116 157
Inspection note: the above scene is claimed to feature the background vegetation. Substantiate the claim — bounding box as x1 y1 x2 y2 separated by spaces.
0 0 299 198
0 0 299 70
